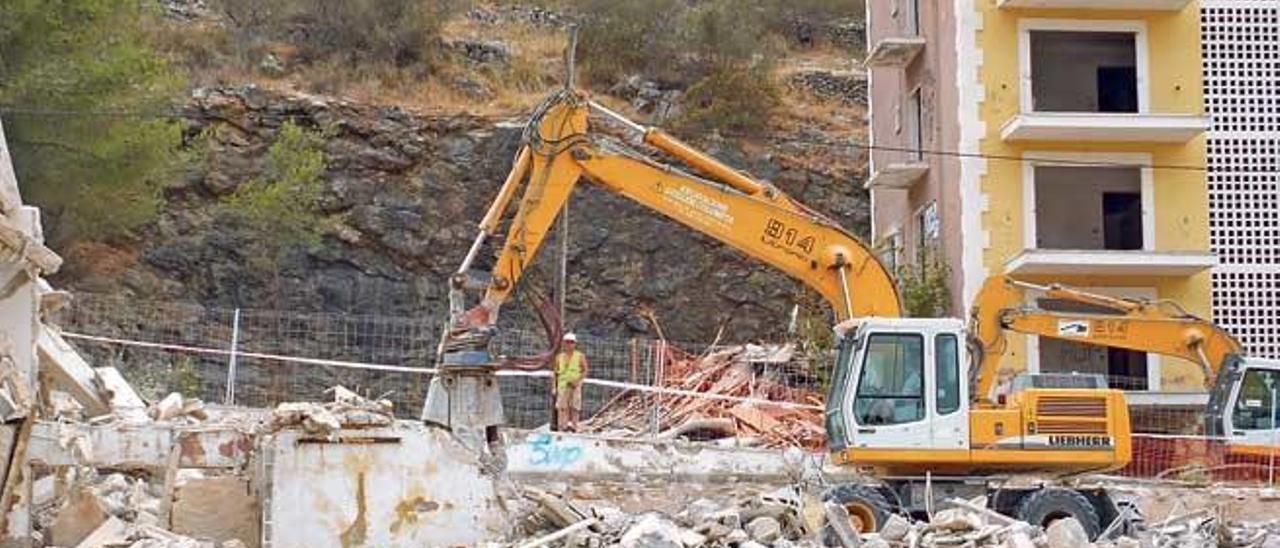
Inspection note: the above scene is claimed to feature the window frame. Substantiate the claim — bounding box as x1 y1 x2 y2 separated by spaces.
1018 19 1150 115
935 333 961 416
853 332 927 427
906 86 924 161
1231 368 1280 431
1022 151 1155 253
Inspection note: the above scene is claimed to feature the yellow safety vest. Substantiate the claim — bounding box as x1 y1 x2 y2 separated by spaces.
555 350 584 390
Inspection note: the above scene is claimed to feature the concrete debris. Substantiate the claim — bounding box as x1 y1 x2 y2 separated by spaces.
620 514 695 548
48 486 109 547
521 484 824 548
878 514 910 542
76 515 128 548
170 477 257 546
1045 518 1088 548
148 393 207 423
266 385 393 434
37 471 251 548
747 516 783 543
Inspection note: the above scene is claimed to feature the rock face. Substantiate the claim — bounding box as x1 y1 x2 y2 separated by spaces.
52 86 870 342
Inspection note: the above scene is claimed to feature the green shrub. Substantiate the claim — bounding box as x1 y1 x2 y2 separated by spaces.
676 63 781 134
222 121 329 249
215 0 459 70
574 0 684 85
898 247 952 318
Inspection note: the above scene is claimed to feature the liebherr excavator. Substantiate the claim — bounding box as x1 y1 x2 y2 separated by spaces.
430 88 1280 538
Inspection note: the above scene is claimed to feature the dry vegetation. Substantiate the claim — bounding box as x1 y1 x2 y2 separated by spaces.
149 0 865 124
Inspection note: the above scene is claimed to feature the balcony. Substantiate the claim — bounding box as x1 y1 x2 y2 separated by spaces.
864 163 928 190
1004 249 1217 277
998 0 1190 9
1001 113 1210 143
864 37 926 68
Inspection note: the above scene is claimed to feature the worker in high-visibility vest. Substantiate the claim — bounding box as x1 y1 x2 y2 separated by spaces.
553 332 589 431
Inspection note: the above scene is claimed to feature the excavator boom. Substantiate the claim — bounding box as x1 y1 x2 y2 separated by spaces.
452 90 901 331
969 275 1244 402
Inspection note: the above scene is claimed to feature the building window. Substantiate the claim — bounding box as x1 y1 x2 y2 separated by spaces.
1026 28 1142 113
904 0 920 36
880 232 902 272
1033 166 1143 251
915 201 938 258
906 88 923 161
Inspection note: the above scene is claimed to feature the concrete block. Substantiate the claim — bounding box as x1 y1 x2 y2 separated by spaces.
620 514 684 548
75 515 127 548
171 477 259 548
1046 518 1089 548
746 516 781 543
49 487 108 547
879 513 911 542
37 328 109 417
93 367 148 422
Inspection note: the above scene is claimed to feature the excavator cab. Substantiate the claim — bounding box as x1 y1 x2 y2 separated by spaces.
824 318 971 467
826 316 1135 477
1217 357 1280 453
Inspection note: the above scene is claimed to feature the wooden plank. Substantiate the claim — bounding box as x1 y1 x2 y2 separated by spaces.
728 403 781 433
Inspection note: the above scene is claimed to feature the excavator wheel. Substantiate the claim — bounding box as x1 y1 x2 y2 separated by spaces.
822 483 892 534
1014 488 1102 540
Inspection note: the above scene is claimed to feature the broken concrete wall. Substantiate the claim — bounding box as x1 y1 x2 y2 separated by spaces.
171 476 258 547
260 422 508 548
0 116 63 547
505 430 860 484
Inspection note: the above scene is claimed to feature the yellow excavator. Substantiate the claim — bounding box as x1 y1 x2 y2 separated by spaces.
429 88 1280 538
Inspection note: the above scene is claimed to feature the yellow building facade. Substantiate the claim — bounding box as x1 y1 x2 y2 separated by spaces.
866 0 1214 398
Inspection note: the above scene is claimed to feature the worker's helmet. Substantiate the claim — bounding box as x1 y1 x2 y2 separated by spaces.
563 332 577 343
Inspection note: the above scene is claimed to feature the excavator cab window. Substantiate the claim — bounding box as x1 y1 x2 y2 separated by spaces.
854 333 925 426
1232 368 1280 430
824 334 860 449
936 334 961 415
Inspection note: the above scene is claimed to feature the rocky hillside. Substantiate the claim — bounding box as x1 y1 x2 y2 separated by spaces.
49 2 871 342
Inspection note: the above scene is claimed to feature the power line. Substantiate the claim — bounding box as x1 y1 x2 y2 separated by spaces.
0 104 1214 172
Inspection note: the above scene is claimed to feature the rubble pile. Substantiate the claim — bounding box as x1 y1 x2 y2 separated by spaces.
513 486 1280 548
580 344 825 449
148 393 208 424
517 485 824 548
265 385 394 435
36 471 247 548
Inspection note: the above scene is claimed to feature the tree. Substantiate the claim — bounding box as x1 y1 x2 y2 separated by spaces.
223 121 328 250
0 0 184 244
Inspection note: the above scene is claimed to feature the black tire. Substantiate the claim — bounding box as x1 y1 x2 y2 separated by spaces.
1015 488 1102 540
822 483 893 535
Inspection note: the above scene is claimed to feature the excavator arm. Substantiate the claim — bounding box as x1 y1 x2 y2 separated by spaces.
969 275 1244 402
450 90 901 334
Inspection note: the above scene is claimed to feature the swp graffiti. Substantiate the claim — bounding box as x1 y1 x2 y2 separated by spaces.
522 433 585 468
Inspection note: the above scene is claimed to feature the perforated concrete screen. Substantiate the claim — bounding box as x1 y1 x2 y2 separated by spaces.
1203 1 1280 358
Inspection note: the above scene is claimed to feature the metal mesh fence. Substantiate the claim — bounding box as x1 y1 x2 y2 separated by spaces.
53 292 1280 484
49 293 781 431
